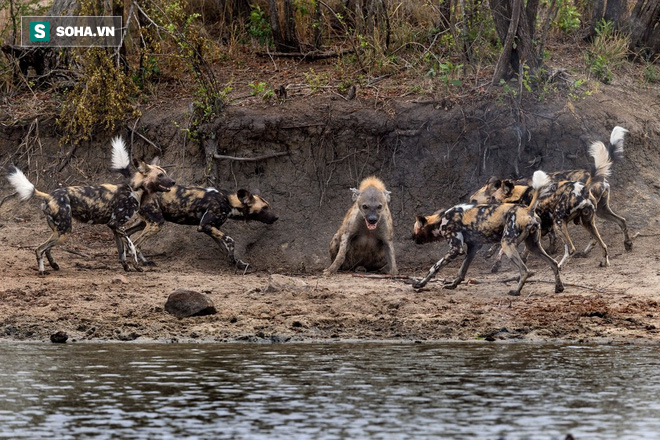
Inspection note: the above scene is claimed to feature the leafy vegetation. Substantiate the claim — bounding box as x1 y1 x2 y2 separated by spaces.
0 0 657 141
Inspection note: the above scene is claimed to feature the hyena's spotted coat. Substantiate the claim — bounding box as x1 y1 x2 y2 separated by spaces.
325 176 397 275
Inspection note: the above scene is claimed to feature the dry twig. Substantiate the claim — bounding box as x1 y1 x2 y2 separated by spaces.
213 151 289 162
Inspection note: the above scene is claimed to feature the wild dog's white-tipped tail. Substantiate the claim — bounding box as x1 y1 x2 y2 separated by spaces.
532 170 551 190
528 170 551 212
111 135 131 171
609 126 627 160
588 141 613 179
7 167 35 201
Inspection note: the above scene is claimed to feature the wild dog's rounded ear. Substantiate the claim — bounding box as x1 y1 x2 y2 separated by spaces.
134 159 149 174
237 189 253 205
487 176 501 188
251 189 262 197
350 187 360 201
150 156 160 166
502 180 515 196
493 179 502 189
415 215 427 226
384 190 391 203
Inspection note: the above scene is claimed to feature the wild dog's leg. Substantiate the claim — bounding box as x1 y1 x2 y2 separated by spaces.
324 231 351 275
547 230 558 254
130 203 166 266
575 238 597 258
200 224 250 270
554 221 576 270
581 215 610 267
132 222 163 266
35 233 68 274
45 249 58 271
383 240 398 276
124 220 147 237
109 226 143 272
500 241 531 296
412 236 463 289
524 231 564 293
111 228 130 272
596 197 632 251
444 243 479 289
35 216 70 274
125 220 152 265
491 248 503 273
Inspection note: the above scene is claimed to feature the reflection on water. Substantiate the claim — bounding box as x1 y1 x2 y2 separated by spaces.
1 342 659 439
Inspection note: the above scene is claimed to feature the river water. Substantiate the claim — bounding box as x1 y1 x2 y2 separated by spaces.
1 342 659 439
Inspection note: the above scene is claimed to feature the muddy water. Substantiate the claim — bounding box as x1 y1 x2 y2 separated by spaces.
1 342 659 439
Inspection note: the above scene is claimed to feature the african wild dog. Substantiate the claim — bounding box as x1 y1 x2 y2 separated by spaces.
532 144 614 269
474 140 617 270
412 171 563 296
324 176 397 275
125 185 278 270
470 126 631 252
6 136 175 274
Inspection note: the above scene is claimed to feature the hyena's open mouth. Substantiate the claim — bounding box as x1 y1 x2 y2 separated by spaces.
365 218 378 230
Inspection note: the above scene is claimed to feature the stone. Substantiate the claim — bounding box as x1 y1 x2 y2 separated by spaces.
50 331 68 343
165 289 217 318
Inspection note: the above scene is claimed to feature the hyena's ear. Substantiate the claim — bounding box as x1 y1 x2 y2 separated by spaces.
384 190 391 203
350 187 360 201
237 189 253 205
150 156 160 166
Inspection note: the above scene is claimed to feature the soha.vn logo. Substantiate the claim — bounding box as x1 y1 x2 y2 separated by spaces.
30 22 50 41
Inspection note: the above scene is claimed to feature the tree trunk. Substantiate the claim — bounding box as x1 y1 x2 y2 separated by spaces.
628 0 660 55
437 0 451 33
268 0 300 52
490 0 541 84
605 0 628 23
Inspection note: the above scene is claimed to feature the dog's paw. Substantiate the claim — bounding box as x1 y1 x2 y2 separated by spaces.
50 263 60 271
507 289 521 296
235 260 251 272
624 240 633 251
411 280 425 289
142 261 157 267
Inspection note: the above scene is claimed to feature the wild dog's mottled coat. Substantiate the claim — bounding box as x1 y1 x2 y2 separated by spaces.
6 136 175 273
412 171 563 296
469 126 631 252
126 185 278 270
325 176 397 275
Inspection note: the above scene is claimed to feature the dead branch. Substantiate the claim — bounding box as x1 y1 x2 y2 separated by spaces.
352 273 410 280
126 124 162 153
256 48 353 59
213 151 290 162
63 248 92 259
0 192 18 208
57 144 78 172
632 232 660 238
497 276 626 294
